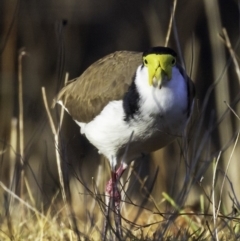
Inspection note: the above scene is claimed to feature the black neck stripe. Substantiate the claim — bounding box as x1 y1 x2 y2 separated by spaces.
123 73 140 122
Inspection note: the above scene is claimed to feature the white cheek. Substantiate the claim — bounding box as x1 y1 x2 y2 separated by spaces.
135 65 188 117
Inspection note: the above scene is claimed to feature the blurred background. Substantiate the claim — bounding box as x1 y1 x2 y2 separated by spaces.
0 0 240 228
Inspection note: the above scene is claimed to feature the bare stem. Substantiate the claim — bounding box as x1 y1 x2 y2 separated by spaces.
165 0 177 47
221 28 240 83
18 48 27 198
57 72 69 134
212 152 221 241
42 86 74 234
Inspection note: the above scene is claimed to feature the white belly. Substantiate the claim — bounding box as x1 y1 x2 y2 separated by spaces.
82 97 187 166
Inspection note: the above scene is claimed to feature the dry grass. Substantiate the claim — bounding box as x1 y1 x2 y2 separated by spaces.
1 176 240 240
1 0 240 240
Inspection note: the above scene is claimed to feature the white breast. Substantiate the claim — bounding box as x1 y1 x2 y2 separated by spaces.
135 65 188 133
80 66 189 167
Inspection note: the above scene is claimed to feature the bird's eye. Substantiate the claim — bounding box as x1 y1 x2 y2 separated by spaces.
172 58 176 65
144 59 148 65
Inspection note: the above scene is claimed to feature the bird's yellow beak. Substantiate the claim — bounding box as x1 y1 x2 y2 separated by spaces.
143 54 175 88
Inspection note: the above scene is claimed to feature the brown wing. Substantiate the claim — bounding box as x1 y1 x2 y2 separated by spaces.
53 51 143 123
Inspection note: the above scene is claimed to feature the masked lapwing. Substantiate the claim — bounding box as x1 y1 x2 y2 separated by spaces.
53 46 195 228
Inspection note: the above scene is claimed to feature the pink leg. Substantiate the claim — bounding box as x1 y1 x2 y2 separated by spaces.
104 162 127 238
105 162 128 204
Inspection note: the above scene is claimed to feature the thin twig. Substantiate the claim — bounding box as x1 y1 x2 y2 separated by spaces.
57 72 69 134
224 101 240 121
221 28 240 83
18 48 27 198
42 87 65 201
42 87 57 136
165 0 177 47
121 161 134 215
90 166 102 214
131 167 161 215
9 118 17 209
41 87 71 226
0 181 48 222
218 131 240 210
212 151 221 241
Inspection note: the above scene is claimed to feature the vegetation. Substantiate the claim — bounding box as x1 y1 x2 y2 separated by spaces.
1 0 240 240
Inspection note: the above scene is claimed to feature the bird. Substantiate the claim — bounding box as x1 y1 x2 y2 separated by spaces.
53 46 195 233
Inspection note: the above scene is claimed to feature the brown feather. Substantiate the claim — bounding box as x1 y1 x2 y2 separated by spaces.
53 51 142 122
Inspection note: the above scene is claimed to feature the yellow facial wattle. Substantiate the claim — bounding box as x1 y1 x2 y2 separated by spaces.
143 53 176 88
